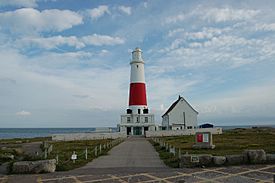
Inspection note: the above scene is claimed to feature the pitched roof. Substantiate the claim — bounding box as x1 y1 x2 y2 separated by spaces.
162 95 199 117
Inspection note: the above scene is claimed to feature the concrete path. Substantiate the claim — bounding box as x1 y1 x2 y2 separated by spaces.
80 136 166 168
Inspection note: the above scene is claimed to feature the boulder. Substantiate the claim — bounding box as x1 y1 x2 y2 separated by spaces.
12 159 56 174
225 154 246 165
244 149 266 164
199 154 213 166
213 156 226 166
180 154 212 167
266 154 275 163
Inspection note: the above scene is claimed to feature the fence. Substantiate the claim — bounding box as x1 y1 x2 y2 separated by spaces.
151 137 183 159
43 138 124 166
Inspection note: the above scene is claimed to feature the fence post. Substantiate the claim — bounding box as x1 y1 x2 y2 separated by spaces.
95 146 97 157
99 144 102 154
56 154 59 164
85 147 88 160
178 148 181 159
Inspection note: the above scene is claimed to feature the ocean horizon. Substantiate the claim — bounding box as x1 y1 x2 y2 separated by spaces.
0 125 275 139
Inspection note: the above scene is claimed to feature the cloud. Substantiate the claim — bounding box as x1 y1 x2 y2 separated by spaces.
19 36 85 49
118 6 132 15
0 0 37 7
195 83 275 125
200 8 260 23
17 34 125 50
82 34 125 46
87 5 110 20
0 8 83 34
164 13 185 24
16 110 32 116
255 23 275 31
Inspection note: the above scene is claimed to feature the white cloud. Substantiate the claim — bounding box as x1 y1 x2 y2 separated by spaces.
255 23 275 31
168 28 185 37
0 8 83 34
195 83 275 118
88 5 110 20
118 6 132 15
200 8 260 23
82 34 125 46
164 13 185 24
0 0 37 7
19 36 85 49
16 110 32 116
17 34 125 49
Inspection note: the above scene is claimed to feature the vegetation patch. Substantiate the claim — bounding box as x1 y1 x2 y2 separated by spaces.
158 128 275 156
47 139 114 171
150 140 179 168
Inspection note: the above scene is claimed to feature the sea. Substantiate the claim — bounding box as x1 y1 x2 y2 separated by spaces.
0 125 274 139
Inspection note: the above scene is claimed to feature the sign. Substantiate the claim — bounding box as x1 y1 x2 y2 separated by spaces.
203 133 209 143
191 156 199 163
193 132 215 149
71 154 77 160
197 134 203 142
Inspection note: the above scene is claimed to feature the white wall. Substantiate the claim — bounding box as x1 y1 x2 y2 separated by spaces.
145 127 222 137
52 132 127 141
162 98 198 129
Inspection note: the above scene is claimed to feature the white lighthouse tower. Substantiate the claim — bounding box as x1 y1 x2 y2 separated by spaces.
119 48 156 136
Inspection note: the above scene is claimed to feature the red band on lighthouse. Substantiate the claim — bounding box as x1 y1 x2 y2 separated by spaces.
129 83 147 106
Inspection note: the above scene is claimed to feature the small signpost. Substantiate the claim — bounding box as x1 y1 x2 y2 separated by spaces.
71 151 77 163
192 132 215 149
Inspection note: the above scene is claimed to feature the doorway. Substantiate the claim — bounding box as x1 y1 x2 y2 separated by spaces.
133 127 142 135
127 127 131 135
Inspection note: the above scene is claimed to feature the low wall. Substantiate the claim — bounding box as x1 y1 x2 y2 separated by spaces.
52 132 127 141
145 127 222 137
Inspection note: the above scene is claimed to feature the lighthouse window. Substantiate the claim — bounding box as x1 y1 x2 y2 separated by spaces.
136 65 139 68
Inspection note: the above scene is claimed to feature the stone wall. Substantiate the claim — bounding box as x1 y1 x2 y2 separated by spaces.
145 127 222 137
180 149 275 168
52 132 127 141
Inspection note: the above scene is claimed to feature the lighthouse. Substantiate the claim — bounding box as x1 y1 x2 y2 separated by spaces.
129 47 147 114
119 48 156 136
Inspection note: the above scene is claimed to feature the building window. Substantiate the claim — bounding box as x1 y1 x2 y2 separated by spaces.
136 117 139 123
187 126 192 129
145 117 148 123
138 109 140 114
127 117 131 123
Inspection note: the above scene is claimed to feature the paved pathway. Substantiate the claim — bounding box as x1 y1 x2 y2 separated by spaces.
80 137 166 168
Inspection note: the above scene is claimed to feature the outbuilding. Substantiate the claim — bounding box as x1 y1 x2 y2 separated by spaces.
162 95 198 130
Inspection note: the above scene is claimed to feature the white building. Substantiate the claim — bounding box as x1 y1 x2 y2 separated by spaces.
118 48 156 135
162 96 198 130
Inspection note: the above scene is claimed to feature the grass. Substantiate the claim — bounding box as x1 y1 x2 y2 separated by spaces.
150 140 179 168
159 127 275 156
47 139 114 171
0 137 51 144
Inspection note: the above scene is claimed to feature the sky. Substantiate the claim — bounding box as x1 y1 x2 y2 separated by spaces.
0 0 275 128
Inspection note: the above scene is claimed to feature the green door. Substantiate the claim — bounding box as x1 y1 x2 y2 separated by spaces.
133 127 142 135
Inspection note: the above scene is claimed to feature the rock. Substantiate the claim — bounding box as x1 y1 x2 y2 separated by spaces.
0 154 14 161
0 162 9 175
199 154 213 166
266 154 275 163
180 154 212 167
213 156 226 166
244 149 266 164
12 159 56 174
225 154 246 165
